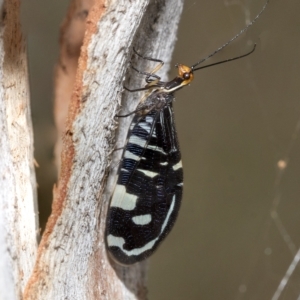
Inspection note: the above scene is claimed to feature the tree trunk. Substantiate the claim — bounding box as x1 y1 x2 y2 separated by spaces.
24 0 183 299
0 0 38 299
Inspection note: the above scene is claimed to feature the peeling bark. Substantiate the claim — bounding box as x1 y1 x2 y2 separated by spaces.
54 0 95 171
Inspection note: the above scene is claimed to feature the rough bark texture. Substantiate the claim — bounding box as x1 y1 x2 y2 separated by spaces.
24 0 183 299
0 0 38 299
54 0 95 171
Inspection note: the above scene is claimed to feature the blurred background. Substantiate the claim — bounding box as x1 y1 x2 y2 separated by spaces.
22 0 300 299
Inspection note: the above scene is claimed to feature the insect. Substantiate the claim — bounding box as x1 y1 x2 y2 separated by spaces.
105 1 269 265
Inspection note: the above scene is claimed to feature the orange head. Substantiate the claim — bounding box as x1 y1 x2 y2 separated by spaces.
176 64 194 86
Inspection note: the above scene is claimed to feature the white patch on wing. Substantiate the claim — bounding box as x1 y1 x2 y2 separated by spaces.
172 160 183 171
110 185 138 210
130 122 136 130
152 128 157 138
160 162 168 166
107 195 176 256
132 214 152 225
147 144 167 155
124 150 140 161
177 182 183 186
137 169 158 178
129 135 147 148
145 116 154 123
107 235 125 249
139 121 151 134
161 195 176 232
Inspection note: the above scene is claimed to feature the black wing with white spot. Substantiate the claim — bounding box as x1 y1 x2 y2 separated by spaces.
106 100 183 265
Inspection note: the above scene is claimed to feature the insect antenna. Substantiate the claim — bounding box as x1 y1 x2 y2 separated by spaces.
191 0 269 70
193 43 256 72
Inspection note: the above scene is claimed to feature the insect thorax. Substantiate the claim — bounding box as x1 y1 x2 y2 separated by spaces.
137 91 174 115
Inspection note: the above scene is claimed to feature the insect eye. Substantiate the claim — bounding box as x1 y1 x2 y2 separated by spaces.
183 73 190 80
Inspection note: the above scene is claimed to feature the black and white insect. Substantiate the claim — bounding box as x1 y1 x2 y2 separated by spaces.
105 1 269 265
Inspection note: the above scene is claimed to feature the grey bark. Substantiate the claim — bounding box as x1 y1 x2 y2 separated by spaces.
25 0 183 299
0 0 38 299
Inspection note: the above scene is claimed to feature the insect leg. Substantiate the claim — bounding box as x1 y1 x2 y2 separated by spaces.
133 47 164 82
123 85 155 93
133 47 164 65
116 104 156 118
124 65 166 91
130 64 161 82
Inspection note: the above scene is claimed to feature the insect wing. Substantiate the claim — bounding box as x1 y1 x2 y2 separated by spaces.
106 103 183 264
